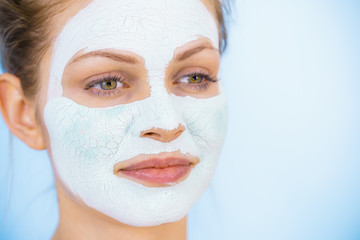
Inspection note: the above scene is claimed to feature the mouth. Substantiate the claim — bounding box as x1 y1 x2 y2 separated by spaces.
113 150 199 187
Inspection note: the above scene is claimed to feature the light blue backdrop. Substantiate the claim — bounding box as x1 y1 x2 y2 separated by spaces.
1 0 360 239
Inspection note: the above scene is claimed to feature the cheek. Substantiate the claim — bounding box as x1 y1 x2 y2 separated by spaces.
173 94 228 158
44 98 132 165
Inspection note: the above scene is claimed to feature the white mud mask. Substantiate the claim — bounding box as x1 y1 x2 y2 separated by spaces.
44 0 227 227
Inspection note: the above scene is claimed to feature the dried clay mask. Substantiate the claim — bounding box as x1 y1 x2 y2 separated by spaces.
44 0 228 227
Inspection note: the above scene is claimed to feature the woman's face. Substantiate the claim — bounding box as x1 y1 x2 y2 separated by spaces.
37 0 227 227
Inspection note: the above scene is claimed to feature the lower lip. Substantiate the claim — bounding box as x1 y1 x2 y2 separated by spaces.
118 165 192 186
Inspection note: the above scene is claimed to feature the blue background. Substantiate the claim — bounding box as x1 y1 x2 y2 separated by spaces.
1 0 360 239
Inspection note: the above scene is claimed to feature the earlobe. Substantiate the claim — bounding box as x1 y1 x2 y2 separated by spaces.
0 73 46 150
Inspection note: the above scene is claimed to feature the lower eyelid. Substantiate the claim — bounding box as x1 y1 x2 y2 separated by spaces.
90 88 122 97
177 81 210 91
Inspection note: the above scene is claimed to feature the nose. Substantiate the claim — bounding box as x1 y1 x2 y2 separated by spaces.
140 124 185 143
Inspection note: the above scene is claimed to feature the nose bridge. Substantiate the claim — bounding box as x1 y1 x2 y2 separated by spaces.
147 90 184 130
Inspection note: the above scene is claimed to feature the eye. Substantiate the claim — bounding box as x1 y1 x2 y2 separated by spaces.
84 74 129 97
174 71 218 92
178 72 217 84
98 78 119 90
181 75 205 84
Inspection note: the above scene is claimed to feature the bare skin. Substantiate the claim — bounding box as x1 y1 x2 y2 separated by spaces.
0 0 220 239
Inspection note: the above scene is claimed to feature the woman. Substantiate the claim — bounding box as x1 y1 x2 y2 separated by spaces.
0 0 229 239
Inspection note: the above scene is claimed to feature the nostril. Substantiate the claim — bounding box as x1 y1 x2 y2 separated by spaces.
140 131 162 141
142 132 160 137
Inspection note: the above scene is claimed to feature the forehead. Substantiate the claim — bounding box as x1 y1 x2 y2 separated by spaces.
56 0 218 58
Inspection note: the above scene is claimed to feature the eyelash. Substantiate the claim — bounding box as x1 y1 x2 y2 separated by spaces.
84 74 127 97
176 71 218 91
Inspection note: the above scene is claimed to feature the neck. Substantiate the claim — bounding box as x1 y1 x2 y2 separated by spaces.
53 182 187 240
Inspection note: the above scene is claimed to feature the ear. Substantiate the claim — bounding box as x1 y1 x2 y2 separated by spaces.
0 73 45 150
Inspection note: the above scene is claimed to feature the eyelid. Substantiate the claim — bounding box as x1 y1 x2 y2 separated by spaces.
173 67 211 80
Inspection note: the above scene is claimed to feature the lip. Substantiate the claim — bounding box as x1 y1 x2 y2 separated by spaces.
113 150 199 187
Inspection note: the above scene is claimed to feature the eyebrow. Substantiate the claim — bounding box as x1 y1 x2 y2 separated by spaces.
175 43 218 61
70 51 138 64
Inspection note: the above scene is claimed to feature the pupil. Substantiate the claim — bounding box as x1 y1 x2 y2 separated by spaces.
189 75 200 83
101 79 117 90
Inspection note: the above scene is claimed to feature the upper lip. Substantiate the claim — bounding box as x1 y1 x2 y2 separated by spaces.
113 150 199 173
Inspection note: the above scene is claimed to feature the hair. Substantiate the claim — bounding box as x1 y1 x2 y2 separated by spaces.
0 0 230 99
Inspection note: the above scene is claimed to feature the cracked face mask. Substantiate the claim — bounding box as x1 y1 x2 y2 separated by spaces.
43 0 228 227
